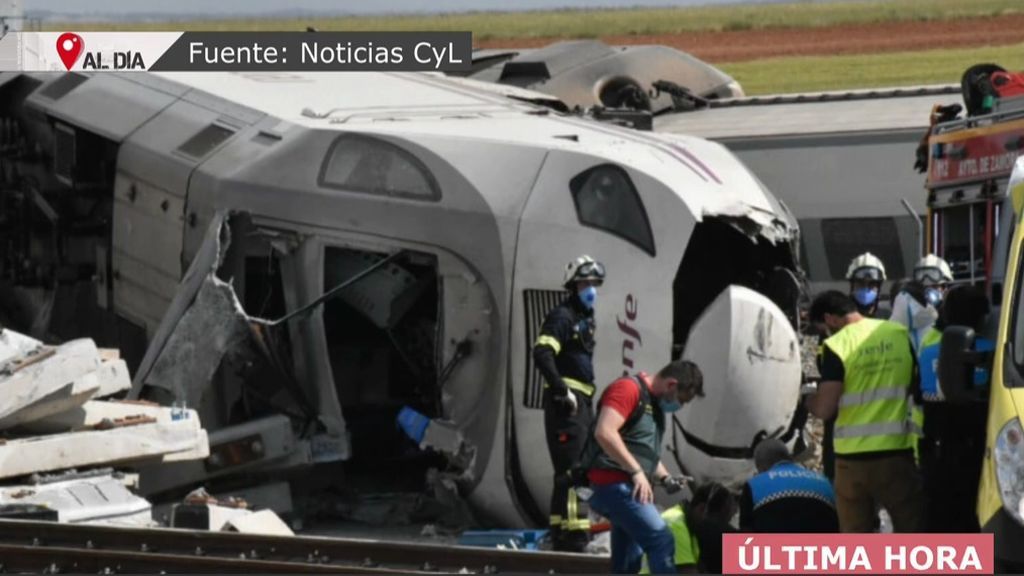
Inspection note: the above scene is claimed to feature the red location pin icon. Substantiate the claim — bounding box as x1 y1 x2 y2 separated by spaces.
56 33 83 71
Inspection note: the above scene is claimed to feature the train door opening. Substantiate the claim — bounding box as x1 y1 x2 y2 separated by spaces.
321 246 444 492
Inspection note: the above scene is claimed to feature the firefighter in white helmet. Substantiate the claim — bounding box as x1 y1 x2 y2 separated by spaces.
846 252 887 318
532 254 605 551
912 254 954 308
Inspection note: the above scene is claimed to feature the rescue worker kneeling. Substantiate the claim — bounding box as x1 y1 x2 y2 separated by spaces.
581 360 704 574
805 290 925 533
639 482 736 574
739 439 838 533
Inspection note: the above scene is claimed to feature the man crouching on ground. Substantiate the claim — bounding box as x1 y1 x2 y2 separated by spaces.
583 360 704 574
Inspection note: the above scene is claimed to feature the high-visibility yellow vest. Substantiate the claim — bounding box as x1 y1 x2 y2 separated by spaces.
640 505 699 573
824 318 915 455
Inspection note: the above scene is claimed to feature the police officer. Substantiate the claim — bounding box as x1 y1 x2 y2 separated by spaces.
739 439 839 533
532 254 605 551
846 252 888 318
805 290 925 533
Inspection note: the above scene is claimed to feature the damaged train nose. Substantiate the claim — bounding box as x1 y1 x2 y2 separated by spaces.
667 215 805 489
672 285 801 488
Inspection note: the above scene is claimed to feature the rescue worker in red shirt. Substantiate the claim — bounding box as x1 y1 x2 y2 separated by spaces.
532 255 605 551
581 360 704 574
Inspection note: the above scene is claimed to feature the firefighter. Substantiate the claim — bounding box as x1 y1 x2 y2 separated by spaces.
912 254 954 308
846 252 887 318
532 254 605 552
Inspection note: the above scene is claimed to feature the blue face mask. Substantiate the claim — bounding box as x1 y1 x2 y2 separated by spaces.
660 397 682 413
925 287 942 307
578 286 597 309
853 287 878 308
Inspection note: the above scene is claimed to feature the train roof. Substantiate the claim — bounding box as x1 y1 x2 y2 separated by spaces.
655 85 964 141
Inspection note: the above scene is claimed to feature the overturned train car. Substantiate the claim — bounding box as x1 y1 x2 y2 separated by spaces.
0 70 800 527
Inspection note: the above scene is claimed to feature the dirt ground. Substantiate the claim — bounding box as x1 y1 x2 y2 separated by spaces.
476 13 1024 63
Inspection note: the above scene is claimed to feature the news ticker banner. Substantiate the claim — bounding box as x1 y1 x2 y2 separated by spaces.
722 534 994 575
0 32 473 72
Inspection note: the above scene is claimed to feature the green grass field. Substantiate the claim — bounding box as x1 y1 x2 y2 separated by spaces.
722 41 1024 95
46 0 1024 39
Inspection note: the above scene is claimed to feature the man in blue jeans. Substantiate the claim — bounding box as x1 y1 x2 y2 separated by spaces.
581 360 704 574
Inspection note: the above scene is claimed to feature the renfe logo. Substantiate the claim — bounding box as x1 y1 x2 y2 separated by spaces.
618 294 641 376
56 33 84 70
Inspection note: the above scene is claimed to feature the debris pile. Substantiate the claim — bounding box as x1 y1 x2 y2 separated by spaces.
0 328 210 526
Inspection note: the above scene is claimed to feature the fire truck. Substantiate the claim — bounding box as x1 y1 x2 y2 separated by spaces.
924 65 1024 304
926 65 1024 570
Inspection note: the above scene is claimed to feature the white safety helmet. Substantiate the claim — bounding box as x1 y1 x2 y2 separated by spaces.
913 254 954 285
563 254 606 289
845 252 887 282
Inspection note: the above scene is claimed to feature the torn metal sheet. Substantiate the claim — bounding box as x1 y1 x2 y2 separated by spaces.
0 339 102 426
702 205 796 245
142 275 256 408
0 473 152 526
0 418 207 480
131 213 228 397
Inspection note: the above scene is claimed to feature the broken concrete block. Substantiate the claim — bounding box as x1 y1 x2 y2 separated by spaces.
0 472 151 525
0 371 101 430
21 400 198 434
98 348 120 362
0 339 101 425
94 359 131 399
0 329 42 366
225 509 294 536
0 417 206 480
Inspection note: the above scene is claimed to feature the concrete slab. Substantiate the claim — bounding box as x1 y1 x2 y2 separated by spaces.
0 473 152 525
0 418 206 479
0 339 101 425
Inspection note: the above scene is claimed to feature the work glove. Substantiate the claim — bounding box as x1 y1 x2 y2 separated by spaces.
551 387 578 417
660 475 690 495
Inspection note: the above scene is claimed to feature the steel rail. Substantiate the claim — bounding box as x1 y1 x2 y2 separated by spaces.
0 519 608 573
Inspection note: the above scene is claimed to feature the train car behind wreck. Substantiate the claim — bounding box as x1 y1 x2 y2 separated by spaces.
0 70 804 529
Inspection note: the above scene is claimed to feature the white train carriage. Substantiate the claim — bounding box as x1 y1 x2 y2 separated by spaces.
0 70 802 527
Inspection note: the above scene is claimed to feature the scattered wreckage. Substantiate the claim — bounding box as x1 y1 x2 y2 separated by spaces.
461 40 743 113
0 327 208 527
0 68 805 533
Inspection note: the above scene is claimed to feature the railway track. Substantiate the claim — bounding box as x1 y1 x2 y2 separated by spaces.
0 519 609 573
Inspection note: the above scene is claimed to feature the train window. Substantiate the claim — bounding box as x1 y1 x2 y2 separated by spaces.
319 134 441 201
934 203 989 282
821 217 905 280
177 123 235 159
570 164 655 256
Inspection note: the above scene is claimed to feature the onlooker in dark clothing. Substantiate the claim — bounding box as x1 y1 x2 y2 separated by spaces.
689 482 736 575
